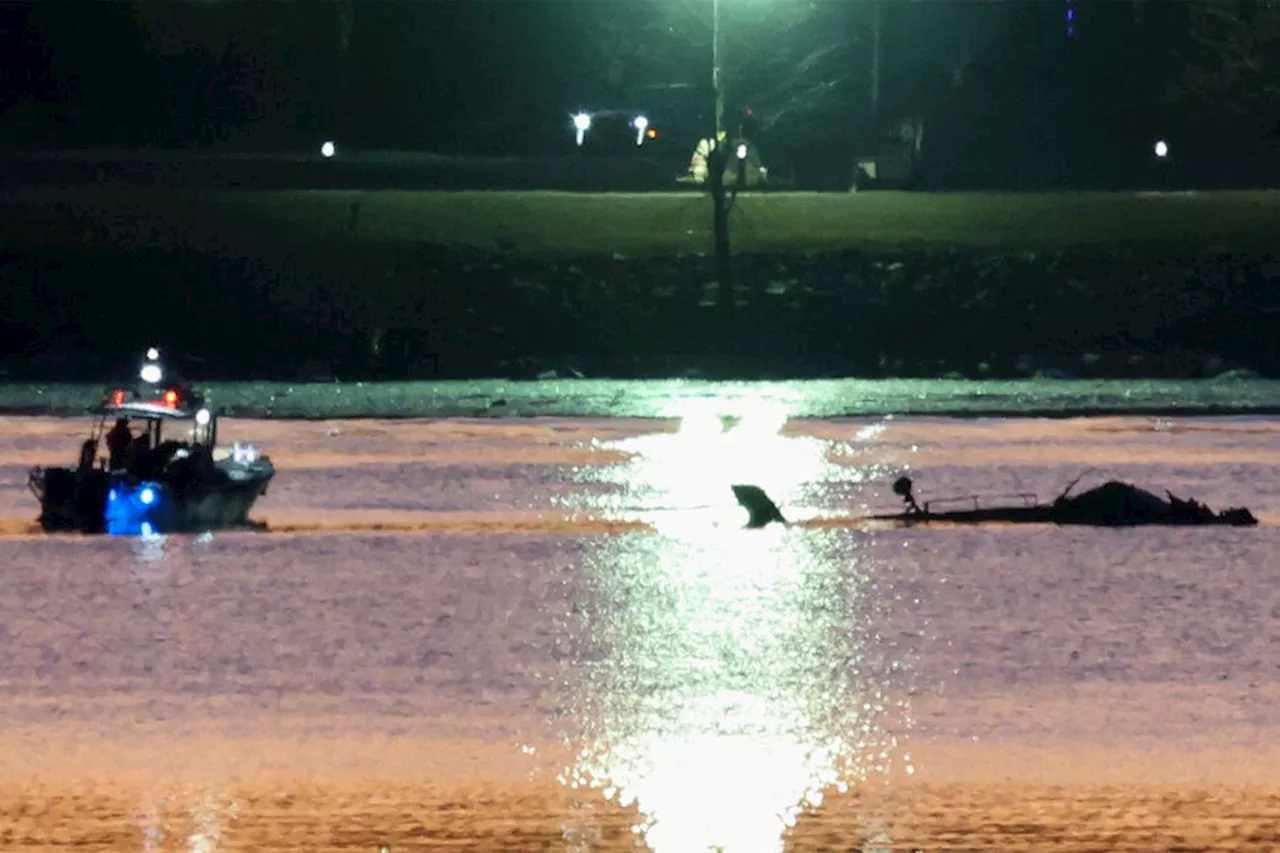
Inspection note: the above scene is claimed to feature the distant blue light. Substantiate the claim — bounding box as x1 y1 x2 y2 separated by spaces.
108 489 118 502
141 522 154 538
1067 25 1076 37
1066 9 1075 20
140 487 156 505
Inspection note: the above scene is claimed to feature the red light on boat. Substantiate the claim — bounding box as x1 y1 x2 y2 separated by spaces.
163 390 179 407
112 390 125 405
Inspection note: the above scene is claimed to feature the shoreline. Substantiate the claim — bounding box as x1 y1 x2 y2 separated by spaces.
1 377 1279 420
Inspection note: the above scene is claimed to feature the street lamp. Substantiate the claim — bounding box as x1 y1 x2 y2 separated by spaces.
707 0 733 303
573 112 592 147
633 114 650 146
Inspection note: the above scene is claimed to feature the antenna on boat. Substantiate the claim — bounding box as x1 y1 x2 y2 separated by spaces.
1055 468 1095 504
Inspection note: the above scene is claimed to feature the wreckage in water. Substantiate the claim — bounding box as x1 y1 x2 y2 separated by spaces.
881 475 1258 527
732 475 1258 528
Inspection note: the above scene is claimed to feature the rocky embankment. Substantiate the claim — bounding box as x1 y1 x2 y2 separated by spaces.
1 244 1277 381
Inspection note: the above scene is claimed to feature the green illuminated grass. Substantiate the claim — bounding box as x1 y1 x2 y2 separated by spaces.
4 188 1280 256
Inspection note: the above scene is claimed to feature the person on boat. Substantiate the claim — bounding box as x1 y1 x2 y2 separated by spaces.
77 438 98 471
127 433 153 476
105 418 132 470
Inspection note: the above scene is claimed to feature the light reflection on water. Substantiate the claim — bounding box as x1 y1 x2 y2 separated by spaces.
136 788 239 853
559 403 912 853
133 529 170 564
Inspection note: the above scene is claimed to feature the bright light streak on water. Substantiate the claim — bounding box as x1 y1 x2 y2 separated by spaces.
558 401 910 853
135 789 239 853
584 400 834 534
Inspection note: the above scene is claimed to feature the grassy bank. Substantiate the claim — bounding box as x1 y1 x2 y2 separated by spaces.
3 188 1280 257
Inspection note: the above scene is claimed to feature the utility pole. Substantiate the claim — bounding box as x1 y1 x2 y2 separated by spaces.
709 0 732 308
853 0 883 189
713 0 725 140
869 0 882 140
337 0 354 140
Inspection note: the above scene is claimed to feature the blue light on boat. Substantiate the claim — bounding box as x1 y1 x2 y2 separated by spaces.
104 480 167 536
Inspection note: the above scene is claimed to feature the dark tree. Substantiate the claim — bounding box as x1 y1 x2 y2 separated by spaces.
577 0 862 303
134 0 345 148
4 1 161 146
1167 0 1280 120
577 1 862 170
1128 0 1280 185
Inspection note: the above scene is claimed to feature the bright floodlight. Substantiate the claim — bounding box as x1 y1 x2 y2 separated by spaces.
146 347 159 360
572 112 592 146
736 143 748 160
1154 140 1169 158
139 487 156 506
633 115 649 130
321 140 336 158
140 363 162 384
195 408 211 426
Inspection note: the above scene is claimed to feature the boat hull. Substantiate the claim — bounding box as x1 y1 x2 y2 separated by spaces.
31 460 274 535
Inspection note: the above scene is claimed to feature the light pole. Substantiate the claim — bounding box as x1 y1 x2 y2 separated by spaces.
337 0 354 143
869 0 882 130
708 0 732 307
713 0 725 141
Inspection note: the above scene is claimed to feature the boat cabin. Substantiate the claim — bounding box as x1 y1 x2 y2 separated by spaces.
82 350 218 476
